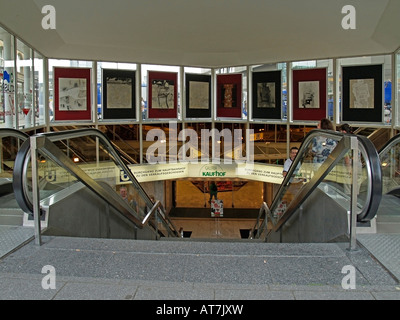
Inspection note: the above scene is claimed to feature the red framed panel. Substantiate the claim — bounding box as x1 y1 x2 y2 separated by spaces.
292 68 327 121
216 74 242 118
54 67 92 121
148 71 178 119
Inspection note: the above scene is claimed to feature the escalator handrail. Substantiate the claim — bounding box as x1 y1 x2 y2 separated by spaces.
270 129 347 215
12 129 178 237
251 129 382 237
378 133 400 199
34 128 154 212
356 135 382 222
0 128 29 141
378 133 400 155
278 131 381 224
272 133 350 232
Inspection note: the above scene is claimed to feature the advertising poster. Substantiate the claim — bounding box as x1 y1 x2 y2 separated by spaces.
211 199 223 217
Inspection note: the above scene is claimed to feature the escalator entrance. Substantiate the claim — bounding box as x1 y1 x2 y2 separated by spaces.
169 179 272 239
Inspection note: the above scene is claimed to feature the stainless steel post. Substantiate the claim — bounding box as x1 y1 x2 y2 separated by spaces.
30 136 42 246
349 136 358 251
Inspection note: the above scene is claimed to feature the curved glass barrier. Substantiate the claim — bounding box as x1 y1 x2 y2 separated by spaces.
252 129 382 239
0 129 28 182
379 133 400 195
12 128 178 238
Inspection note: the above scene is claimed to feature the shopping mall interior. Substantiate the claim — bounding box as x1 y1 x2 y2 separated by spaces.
1 2 400 302
0 1 399 243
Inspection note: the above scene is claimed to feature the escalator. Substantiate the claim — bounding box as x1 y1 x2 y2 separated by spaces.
353 127 391 151
376 133 400 233
0 129 29 225
0 129 33 258
12 128 179 242
250 129 382 243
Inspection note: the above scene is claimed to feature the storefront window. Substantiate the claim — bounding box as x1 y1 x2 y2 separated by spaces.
16 39 33 129
0 27 15 128
34 51 45 127
397 50 400 128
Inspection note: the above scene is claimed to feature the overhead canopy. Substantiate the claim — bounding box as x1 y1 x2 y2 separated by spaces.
0 0 399 68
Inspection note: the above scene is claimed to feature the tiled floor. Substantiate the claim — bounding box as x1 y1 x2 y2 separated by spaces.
0 236 399 300
0 226 34 259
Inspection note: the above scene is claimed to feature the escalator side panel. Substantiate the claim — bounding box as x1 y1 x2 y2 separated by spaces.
42 185 158 240
267 188 348 243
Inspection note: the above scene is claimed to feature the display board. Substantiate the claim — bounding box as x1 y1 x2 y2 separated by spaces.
148 71 178 119
185 73 212 119
102 69 136 120
342 64 383 123
252 70 282 120
292 68 327 121
54 67 92 121
216 73 242 118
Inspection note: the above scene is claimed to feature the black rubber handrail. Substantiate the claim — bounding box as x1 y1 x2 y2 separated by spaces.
0 128 29 140
251 129 382 238
12 128 179 237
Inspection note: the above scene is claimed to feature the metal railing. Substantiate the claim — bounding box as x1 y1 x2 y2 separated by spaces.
249 130 382 250
12 129 179 244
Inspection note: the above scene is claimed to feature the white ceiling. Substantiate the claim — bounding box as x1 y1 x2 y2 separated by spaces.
0 0 399 68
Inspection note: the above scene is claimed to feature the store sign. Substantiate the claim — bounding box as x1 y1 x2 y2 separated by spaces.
199 164 226 177
34 161 286 186
124 162 285 184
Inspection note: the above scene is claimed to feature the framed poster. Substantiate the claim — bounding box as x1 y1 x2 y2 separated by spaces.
342 65 383 122
54 67 91 121
102 69 136 120
292 68 327 121
148 71 178 119
185 73 211 119
252 70 282 119
216 74 242 118
211 199 223 217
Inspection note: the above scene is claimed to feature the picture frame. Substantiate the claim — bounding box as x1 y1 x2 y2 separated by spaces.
252 70 282 120
54 67 91 121
185 73 211 119
102 69 136 120
292 68 327 121
148 71 178 119
216 73 242 118
342 64 383 122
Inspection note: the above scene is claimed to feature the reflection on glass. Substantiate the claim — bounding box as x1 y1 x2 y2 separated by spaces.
16 39 33 129
271 132 369 224
21 130 177 238
380 141 400 194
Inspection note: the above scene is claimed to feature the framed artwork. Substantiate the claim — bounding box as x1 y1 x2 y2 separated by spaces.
252 70 282 119
292 68 327 121
148 71 178 119
54 67 91 121
342 64 383 122
185 73 211 119
102 69 136 120
216 74 242 118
